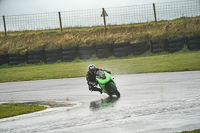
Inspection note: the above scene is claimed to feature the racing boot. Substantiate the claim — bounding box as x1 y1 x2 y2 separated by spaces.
99 89 103 94
93 87 103 94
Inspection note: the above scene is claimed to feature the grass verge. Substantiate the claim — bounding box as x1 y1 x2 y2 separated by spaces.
0 103 47 119
0 50 200 83
180 129 200 133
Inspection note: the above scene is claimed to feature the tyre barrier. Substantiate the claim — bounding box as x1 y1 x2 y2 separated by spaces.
151 40 161 53
96 43 114 59
44 48 62 64
78 46 96 60
0 54 9 66
62 46 78 62
186 34 200 51
1 34 200 66
150 40 168 53
162 39 169 52
9 53 27 65
114 42 130 58
27 50 44 64
167 38 185 53
131 41 149 55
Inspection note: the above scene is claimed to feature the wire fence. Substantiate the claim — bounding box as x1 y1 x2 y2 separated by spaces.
0 0 200 33
0 17 3 31
155 0 200 21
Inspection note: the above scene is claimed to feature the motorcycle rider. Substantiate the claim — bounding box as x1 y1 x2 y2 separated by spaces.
86 64 111 94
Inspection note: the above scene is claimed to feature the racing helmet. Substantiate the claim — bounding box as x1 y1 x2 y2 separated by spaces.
88 64 96 74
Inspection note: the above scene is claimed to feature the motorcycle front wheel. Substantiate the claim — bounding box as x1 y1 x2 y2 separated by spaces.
106 82 120 98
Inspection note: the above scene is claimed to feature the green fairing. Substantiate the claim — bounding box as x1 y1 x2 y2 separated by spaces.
96 71 115 93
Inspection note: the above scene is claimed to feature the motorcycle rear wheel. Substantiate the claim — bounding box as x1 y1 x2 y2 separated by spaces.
107 82 120 98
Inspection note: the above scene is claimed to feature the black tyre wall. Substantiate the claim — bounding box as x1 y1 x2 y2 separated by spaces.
162 39 169 52
78 46 96 60
186 34 200 40
114 42 130 58
62 46 78 62
96 43 113 59
167 38 185 53
186 34 200 51
27 50 44 64
9 53 27 65
44 48 62 64
131 41 149 55
0 54 9 66
150 40 164 53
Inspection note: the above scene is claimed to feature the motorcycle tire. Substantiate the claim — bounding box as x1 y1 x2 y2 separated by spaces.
107 82 120 98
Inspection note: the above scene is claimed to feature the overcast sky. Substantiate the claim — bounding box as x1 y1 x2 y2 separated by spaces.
0 0 185 16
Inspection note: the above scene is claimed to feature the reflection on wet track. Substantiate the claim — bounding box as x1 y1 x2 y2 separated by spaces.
90 97 120 111
0 71 200 133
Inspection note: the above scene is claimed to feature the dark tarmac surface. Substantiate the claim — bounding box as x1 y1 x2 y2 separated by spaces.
0 71 200 133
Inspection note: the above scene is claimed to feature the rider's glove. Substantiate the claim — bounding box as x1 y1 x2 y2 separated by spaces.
107 71 111 74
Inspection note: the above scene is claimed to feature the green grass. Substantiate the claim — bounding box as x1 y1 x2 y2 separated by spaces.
0 50 200 83
180 129 200 133
0 103 47 119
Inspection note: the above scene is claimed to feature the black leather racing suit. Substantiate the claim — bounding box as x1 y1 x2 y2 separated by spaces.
86 68 111 93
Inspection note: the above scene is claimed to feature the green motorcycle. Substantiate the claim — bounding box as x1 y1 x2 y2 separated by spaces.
95 70 120 98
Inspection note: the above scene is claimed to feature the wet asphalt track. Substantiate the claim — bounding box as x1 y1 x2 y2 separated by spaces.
0 71 200 133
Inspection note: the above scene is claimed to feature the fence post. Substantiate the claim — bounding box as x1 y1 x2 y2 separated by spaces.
153 3 157 24
58 12 63 32
3 16 7 36
102 8 107 32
